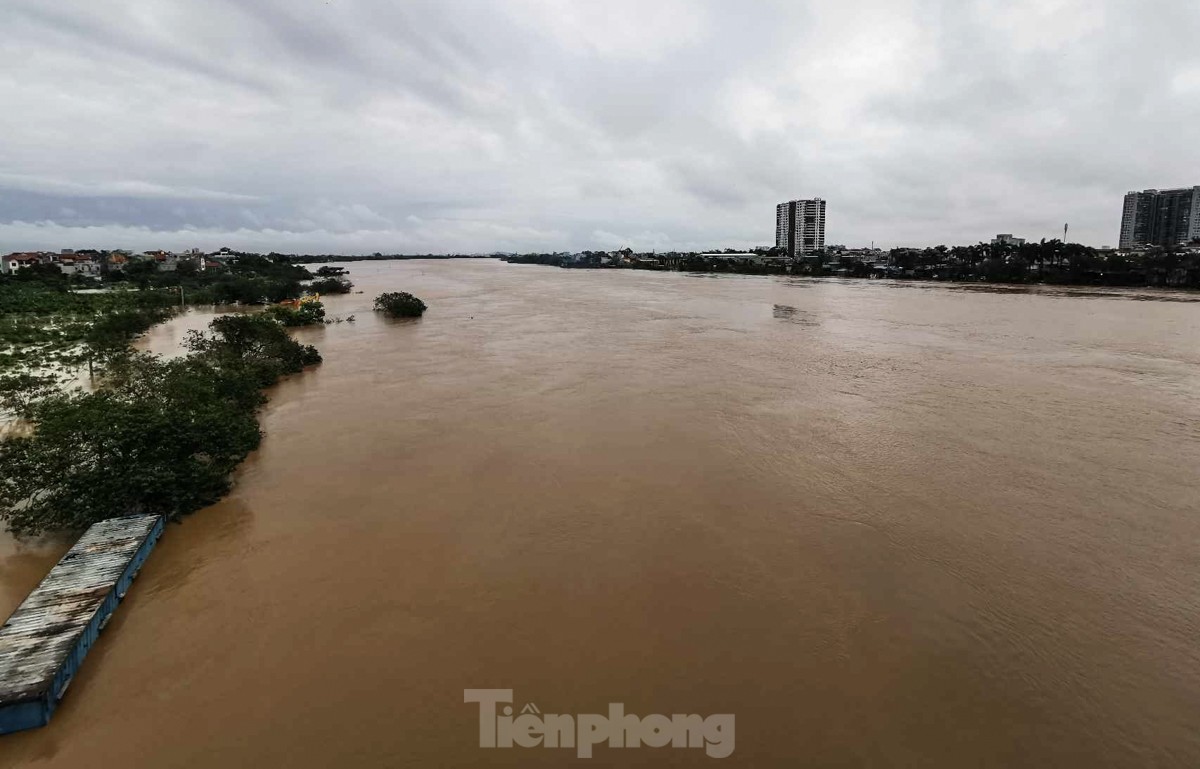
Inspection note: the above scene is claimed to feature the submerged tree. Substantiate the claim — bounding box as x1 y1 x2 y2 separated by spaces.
264 300 327 327
373 292 427 318
83 307 174 376
307 277 353 295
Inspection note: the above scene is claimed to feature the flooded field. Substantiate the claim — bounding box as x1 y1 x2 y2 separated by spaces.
0 259 1197 767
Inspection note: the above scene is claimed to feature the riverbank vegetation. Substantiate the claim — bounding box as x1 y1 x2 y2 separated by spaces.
0 250 443 535
0 256 336 534
0 313 321 535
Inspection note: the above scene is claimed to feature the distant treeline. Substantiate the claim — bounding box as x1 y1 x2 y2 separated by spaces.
503 240 1200 289
875 240 1200 288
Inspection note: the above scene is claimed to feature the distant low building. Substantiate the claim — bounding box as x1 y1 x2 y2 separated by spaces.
992 234 1026 246
141 250 182 271
177 248 204 271
699 253 763 265
828 247 882 263
57 255 101 277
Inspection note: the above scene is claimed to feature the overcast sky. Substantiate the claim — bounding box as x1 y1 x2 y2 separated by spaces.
2 0 1198 254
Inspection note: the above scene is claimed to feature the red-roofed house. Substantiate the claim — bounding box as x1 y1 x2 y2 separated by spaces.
2 253 44 274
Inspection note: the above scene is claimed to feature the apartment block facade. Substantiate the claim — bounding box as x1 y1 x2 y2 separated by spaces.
775 198 826 257
1119 187 1200 249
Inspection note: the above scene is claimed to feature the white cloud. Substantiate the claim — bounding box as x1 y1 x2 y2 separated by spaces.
1172 68 1200 95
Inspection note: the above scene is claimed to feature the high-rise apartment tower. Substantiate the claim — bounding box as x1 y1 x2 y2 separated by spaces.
1119 187 1200 249
775 199 826 257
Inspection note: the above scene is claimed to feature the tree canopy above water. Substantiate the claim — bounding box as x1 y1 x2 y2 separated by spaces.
0 313 321 535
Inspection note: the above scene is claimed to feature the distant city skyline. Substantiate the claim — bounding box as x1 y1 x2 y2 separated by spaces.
2 1 1200 254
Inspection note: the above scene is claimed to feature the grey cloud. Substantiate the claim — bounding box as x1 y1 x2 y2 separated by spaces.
0 174 260 202
0 0 1197 253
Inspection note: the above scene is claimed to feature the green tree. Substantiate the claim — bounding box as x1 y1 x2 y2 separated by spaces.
0 373 61 419
124 259 159 287
83 307 174 377
185 313 321 387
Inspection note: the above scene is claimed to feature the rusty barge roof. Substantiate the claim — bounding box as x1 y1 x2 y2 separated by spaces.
0 515 161 707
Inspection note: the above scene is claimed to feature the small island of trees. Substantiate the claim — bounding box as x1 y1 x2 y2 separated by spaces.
374 292 427 318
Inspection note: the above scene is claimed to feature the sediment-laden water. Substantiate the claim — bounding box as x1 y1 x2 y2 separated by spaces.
0 260 1197 767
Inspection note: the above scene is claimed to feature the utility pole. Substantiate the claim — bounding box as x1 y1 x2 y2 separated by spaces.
1064 223 1069 243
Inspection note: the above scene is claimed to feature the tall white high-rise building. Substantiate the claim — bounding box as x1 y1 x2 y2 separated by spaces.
775 199 826 257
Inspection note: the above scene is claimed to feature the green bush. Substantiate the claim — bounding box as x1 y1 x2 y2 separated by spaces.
373 292 427 318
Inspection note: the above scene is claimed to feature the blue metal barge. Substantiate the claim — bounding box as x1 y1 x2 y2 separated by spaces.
0 514 164 734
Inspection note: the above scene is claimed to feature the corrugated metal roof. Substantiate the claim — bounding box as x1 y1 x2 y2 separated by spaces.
0 515 161 706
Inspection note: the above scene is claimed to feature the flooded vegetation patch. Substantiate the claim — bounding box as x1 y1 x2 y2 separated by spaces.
0 314 321 536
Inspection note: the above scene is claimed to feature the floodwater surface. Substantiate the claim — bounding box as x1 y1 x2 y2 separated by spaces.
0 260 1197 767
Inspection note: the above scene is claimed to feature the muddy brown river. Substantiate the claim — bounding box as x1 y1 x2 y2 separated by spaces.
1 259 1198 767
